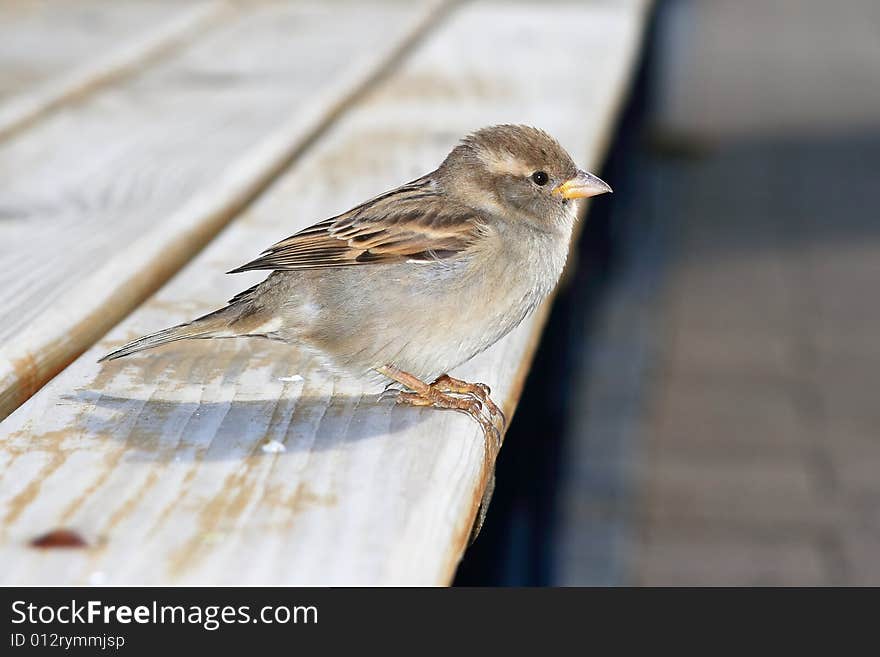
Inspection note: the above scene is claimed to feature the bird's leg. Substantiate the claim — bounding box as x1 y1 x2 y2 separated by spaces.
378 365 501 448
431 374 506 433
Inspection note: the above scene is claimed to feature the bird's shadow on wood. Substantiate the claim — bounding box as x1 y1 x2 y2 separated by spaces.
62 388 428 463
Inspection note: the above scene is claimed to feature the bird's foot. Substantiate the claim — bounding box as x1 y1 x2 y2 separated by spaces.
431 374 506 435
377 365 504 451
393 388 501 450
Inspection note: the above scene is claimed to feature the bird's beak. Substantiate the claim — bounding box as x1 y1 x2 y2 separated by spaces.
554 170 612 199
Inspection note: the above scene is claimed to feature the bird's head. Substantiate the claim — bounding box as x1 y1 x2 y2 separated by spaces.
439 124 611 229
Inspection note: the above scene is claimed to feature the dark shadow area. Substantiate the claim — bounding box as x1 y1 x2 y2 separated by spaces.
650 132 880 264
62 390 426 462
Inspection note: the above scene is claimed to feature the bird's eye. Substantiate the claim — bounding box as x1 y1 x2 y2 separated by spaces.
531 171 549 186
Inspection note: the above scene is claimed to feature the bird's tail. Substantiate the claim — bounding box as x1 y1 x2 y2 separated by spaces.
98 305 245 362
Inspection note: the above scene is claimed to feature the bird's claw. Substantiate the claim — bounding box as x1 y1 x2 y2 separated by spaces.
385 376 504 452
430 375 506 449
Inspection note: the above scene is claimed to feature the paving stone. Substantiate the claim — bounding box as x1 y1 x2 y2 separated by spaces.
839 531 880 585
635 450 837 533
828 440 880 498
647 374 804 452
634 532 829 586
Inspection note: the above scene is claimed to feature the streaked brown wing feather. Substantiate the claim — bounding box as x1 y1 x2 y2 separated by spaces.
228 177 482 272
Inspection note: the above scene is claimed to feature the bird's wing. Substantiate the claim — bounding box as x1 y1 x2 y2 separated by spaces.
228 177 484 272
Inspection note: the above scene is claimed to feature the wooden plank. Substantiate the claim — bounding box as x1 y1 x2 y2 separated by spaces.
0 0 226 140
0 0 448 418
0 0 650 585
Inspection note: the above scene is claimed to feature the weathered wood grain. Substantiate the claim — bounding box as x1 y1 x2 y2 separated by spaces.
0 0 649 585
0 0 226 140
0 0 447 418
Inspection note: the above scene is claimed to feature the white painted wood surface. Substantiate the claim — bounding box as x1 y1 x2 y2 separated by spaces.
0 0 445 418
0 0 649 585
0 0 225 140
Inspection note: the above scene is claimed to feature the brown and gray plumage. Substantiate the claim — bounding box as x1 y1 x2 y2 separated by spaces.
100 125 611 442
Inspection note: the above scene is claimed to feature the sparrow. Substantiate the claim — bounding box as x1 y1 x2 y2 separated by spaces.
100 125 611 445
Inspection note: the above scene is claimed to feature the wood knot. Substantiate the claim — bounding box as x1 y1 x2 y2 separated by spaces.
30 528 88 549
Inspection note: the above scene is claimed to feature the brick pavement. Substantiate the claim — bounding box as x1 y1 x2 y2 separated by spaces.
554 131 880 585
629 137 880 585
